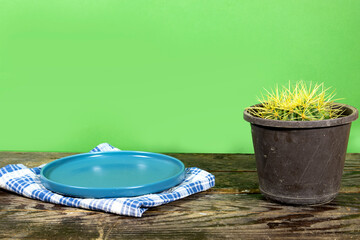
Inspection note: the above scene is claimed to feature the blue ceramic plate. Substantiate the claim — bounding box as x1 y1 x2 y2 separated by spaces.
40 151 185 198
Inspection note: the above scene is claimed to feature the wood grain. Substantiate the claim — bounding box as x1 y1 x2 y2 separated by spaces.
0 152 360 239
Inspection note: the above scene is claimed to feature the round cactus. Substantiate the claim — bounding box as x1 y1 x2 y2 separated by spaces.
246 81 345 121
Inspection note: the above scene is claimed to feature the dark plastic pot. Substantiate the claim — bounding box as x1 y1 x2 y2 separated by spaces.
244 103 358 205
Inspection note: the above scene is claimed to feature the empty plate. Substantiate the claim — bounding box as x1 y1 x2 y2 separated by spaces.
40 151 185 198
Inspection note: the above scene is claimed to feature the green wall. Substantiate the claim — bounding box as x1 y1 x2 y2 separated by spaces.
0 0 359 153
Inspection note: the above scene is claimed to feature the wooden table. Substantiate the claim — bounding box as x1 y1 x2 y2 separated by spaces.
0 152 359 239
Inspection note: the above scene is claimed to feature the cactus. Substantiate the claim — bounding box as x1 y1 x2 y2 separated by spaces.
246 81 345 121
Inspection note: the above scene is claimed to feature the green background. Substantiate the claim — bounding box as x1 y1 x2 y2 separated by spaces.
0 0 359 153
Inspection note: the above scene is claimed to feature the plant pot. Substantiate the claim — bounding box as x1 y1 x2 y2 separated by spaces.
244 103 358 205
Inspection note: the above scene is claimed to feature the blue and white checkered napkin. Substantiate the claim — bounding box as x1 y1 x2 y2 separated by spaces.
0 143 215 217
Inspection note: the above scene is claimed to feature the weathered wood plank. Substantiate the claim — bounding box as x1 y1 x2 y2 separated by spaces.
0 152 76 168
0 152 359 172
0 152 360 239
0 189 359 239
0 152 257 171
1 152 360 194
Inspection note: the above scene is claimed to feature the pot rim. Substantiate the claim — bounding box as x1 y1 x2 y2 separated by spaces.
243 103 358 128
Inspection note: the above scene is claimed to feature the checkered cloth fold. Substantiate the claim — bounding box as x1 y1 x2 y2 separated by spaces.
0 143 215 217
